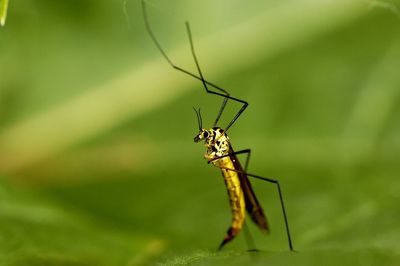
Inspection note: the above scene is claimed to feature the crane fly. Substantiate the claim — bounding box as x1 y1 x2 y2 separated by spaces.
142 0 294 251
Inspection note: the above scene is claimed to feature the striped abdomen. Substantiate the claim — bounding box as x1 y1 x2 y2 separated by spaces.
216 156 246 249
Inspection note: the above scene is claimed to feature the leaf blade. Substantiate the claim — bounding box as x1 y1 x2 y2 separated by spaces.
0 0 9 26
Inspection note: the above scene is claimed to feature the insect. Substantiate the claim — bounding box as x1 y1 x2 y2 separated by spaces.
142 0 294 251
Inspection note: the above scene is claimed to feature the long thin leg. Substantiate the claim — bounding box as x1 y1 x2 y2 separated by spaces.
142 0 248 131
214 97 229 127
243 149 251 172
209 149 251 169
243 221 257 251
184 22 236 129
213 164 294 252
235 149 259 251
211 149 258 251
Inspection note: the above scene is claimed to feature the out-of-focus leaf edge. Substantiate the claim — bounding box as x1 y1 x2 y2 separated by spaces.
0 0 9 26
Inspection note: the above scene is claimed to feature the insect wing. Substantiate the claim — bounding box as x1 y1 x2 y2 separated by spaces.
230 153 269 232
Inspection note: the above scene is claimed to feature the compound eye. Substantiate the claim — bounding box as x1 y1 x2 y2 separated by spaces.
203 131 209 138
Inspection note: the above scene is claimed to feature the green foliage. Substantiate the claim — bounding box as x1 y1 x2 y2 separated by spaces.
0 0 400 265
0 0 8 26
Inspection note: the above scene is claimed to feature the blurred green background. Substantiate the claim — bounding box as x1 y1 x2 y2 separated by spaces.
1 0 400 265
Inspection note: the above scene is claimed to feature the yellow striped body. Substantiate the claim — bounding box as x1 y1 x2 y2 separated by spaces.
216 156 246 231
195 126 258 248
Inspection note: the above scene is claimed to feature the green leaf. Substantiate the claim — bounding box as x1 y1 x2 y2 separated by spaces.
0 0 400 265
0 0 8 26
0 177 165 265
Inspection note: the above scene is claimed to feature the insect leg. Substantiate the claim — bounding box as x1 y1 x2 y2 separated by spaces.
142 0 248 131
209 149 251 170
211 149 259 250
242 221 258 251
250 173 294 252
142 0 228 101
214 165 294 252
184 22 248 131
228 149 258 251
211 149 259 251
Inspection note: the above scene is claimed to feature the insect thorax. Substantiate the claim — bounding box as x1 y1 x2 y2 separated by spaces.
195 127 231 163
